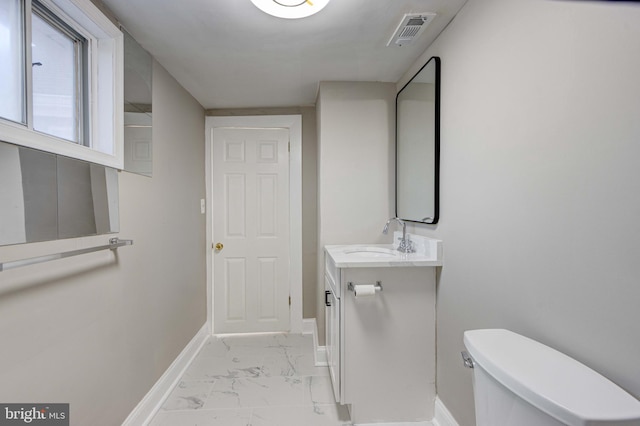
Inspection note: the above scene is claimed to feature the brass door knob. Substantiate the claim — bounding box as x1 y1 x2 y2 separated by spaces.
214 242 224 251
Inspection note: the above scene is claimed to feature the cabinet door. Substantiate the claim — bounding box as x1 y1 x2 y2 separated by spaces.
341 267 436 422
324 276 340 402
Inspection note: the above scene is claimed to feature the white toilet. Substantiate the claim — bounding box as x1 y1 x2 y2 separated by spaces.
463 329 640 426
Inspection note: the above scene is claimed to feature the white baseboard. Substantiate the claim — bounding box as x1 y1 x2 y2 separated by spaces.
302 318 327 366
302 317 315 335
315 344 328 366
432 396 459 426
121 323 210 426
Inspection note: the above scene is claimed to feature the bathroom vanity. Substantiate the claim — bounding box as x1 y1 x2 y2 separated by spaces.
324 233 443 424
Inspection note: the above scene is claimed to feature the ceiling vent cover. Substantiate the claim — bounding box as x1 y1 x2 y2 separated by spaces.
387 13 436 47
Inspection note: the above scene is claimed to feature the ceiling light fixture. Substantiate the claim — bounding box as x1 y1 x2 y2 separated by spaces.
250 0 331 19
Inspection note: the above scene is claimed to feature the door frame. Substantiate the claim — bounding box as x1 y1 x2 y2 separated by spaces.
205 115 303 334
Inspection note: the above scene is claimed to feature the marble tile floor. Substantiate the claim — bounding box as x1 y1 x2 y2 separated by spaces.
150 333 353 426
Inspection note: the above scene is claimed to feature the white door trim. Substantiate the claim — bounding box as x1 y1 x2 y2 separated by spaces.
205 115 303 334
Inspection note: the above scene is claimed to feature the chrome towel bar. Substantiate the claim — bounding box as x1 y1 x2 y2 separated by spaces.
0 238 133 272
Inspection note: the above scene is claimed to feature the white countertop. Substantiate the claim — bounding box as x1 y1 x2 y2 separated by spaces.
325 236 443 268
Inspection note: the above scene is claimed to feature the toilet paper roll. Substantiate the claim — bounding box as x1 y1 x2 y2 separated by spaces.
354 284 376 297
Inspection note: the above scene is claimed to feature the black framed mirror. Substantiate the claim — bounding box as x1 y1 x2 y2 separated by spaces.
396 56 440 224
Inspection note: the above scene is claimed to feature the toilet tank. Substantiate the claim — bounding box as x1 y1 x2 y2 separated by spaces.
463 329 640 426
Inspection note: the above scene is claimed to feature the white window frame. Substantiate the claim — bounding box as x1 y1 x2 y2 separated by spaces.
0 0 124 169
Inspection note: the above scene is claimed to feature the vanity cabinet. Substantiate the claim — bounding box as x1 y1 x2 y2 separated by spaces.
324 238 442 424
324 267 341 402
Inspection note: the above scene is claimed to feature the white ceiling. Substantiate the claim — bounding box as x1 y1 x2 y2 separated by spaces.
100 0 468 109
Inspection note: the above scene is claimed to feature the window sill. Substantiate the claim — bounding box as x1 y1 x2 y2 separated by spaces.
0 118 122 168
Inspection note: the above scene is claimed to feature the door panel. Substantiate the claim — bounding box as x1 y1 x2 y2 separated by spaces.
257 174 277 237
225 174 246 237
225 258 246 321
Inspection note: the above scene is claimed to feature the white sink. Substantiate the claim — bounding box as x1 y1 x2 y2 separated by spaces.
325 234 443 268
343 247 398 258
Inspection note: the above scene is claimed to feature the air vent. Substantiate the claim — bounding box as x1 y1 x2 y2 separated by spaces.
387 13 436 47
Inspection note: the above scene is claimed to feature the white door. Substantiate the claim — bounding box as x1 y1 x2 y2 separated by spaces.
212 127 290 334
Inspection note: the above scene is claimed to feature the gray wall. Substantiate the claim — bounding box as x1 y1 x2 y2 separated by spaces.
399 0 640 424
316 82 396 343
0 61 206 425
206 107 318 319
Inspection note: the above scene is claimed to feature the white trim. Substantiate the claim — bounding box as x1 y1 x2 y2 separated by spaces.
304 318 328 366
205 131 213 333
0 0 123 169
432 397 460 426
121 324 210 426
315 342 328 367
302 317 316 335
205 115 303 335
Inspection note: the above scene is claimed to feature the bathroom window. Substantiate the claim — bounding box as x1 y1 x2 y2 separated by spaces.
32 1 88 144
0 0 124 169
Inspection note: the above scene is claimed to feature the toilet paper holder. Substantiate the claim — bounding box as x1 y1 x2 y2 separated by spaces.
347 281 383 292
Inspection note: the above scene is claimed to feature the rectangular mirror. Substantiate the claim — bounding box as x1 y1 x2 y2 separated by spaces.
123 28 153 177
0 140 119 246
396 56 440 224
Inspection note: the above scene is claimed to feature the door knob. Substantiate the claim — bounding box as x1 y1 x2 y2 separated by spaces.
214 242 224 251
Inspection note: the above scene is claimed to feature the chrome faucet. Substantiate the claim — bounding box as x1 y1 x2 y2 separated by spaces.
382 217 414 253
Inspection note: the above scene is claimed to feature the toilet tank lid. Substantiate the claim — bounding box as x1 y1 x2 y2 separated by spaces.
464 329 640 425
